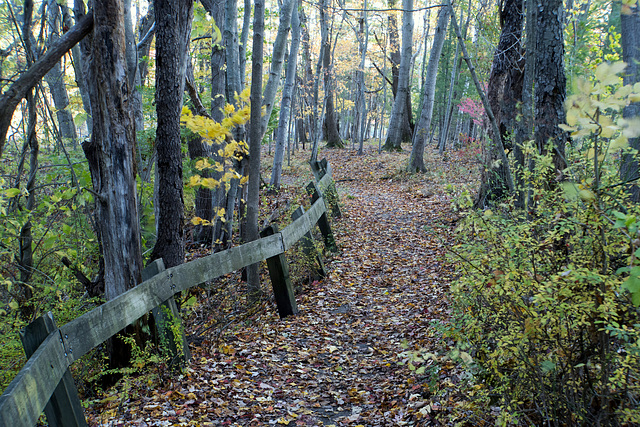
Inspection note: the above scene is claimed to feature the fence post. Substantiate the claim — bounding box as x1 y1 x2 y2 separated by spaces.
19 312 87 427
260 225 299 318
291 206 326 280
310 159 341 218
141 259 191 366
306 181 338 253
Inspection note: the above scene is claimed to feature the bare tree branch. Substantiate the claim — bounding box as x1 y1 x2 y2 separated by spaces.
0 12 93 158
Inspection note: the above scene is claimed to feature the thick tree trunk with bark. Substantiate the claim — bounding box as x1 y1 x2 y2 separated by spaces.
408 5 450 171
475 0 524 205
534 0 567 176
271 2 300 188
247 0 265 299
150 0 193 269
383 0 413 151
620 3 640 201
80 0 143 302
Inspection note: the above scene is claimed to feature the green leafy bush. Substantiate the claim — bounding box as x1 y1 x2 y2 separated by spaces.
451 62 640 425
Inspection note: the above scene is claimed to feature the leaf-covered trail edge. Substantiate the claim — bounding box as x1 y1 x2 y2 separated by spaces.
87 146 478 426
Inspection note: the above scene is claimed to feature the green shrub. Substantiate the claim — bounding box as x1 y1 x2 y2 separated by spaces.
450 62 640 425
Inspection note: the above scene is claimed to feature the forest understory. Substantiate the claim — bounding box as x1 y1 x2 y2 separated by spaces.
83 143 480 426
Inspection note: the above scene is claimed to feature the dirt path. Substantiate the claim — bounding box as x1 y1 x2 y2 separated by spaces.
88 149 465 426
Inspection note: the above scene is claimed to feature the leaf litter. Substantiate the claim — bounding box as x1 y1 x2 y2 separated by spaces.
85 144 480 426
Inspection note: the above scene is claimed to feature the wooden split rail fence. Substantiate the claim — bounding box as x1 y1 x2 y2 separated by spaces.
0 159 341 427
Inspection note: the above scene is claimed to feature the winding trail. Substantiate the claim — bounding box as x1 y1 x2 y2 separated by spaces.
89 148 465 426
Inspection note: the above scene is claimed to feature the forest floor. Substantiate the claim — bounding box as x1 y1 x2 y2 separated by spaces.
84 141 481 426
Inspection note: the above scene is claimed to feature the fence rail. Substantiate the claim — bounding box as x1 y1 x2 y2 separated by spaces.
0 159 340 427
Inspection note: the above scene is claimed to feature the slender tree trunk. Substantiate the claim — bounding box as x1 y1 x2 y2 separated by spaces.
620 2 640 201
152 0 193 268
239 0 251 87
321 0 344 148
440 0 471 153
44 0 77 145
17 0 37 321
246 0 265 300
261 0 294 136
63 6 92 132
271 1 300 188
514 0 536 208
225 0 243 100
408 5 450 170
136 5 155 84
475 0 524 205
299 6 314 142
124 0 144 132
383 0 413 151
534 0 567 176
357 0 368 155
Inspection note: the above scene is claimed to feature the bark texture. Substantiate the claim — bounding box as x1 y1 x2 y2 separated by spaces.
247 0 266 298
151 0 194 268
475 0 524 204
45 0 77 144
383 0 413 151
260 0 294 136
534 0 567 175
408 5 450 171
81 1 143 302
321 0 344 148
271 2 300 188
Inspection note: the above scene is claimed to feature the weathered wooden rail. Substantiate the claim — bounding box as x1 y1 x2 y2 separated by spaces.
0 160 340 427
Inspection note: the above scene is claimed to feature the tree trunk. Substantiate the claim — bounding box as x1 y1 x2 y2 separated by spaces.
150 0 193 268
136 4 155 84
239 0 251 87
225 0 243 101
321 0 344 149
17 0 37 322
620 2 640 201
356 0 368 155
260 0 294 137
475 0 524 205
124 0 144 132
299 6 314 143
534 0 567 176
449 0 514 202
271 1 300 188
408 5 450 170
384 0 413 151
44 0 77 145
247 0 265 300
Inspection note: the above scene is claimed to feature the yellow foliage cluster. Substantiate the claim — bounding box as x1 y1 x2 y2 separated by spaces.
181 88 251 227
560 61 640 157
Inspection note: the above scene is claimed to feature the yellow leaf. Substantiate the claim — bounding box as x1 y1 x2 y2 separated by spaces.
595 61 626 86
579 189 595 202
609 135 629 152
191 217 203 225
188 175 201 187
